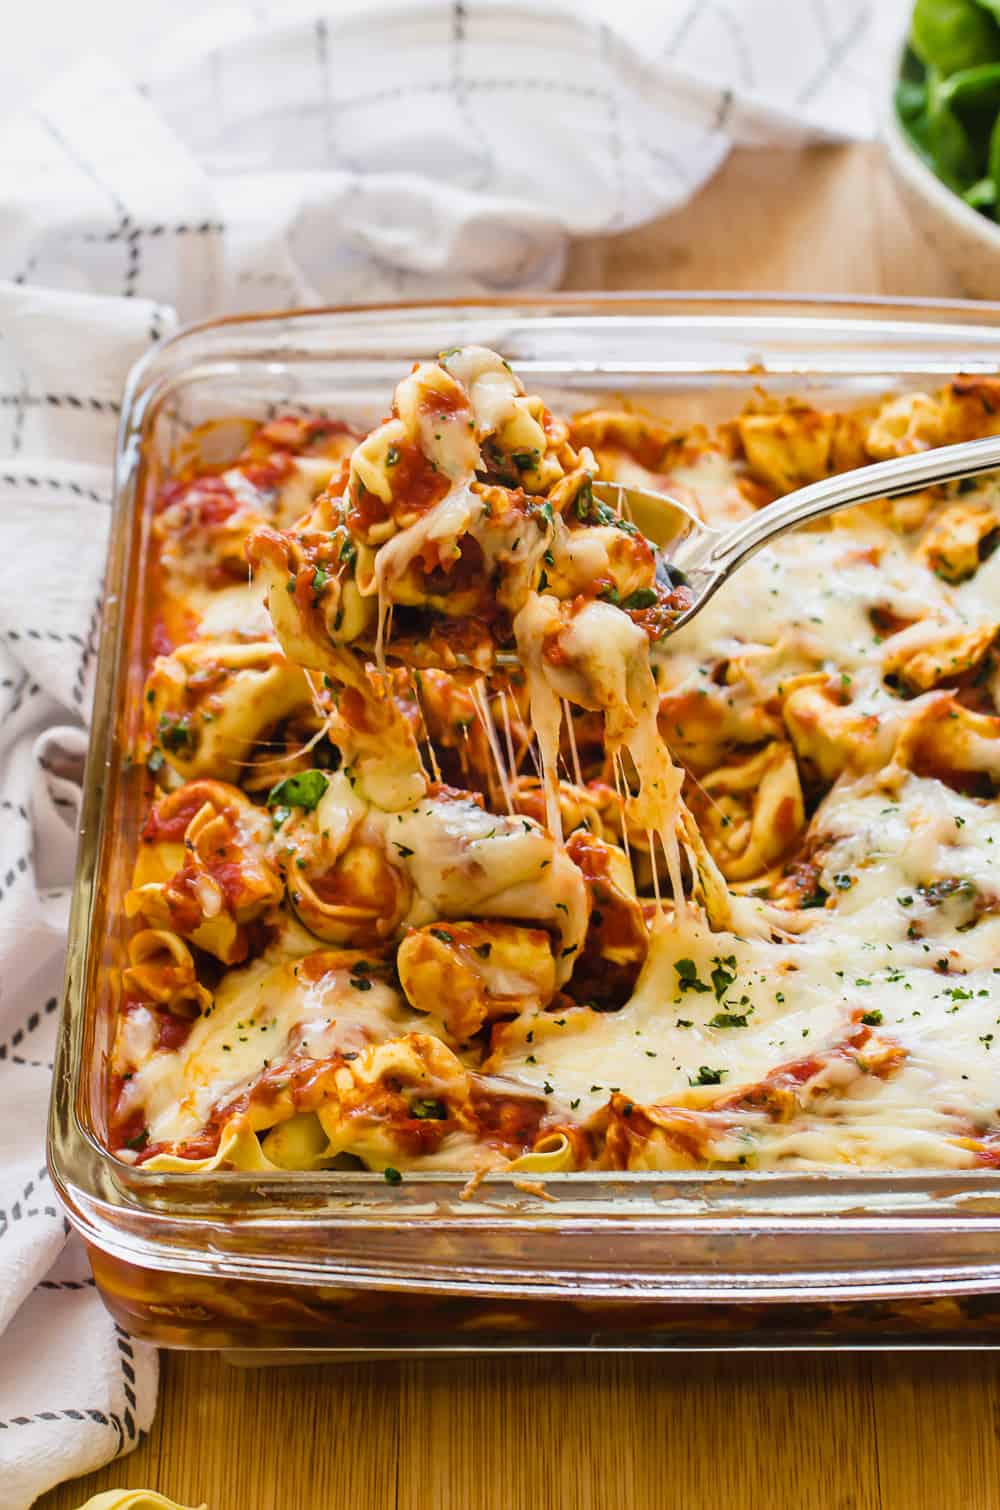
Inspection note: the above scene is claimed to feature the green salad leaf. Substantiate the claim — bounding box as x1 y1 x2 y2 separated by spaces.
912 0 1000 75
898 2 1000 221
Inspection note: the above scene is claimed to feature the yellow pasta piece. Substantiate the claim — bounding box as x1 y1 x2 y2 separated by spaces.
398 920 557 1038
737 407 840 493
260 1111 333 1170
783 679 891 783
140 1120 274 1174
126 780 282 964
690 742 805 882
884 623 997 692
917 500 999 583
121 930 211 1016
143 639 313 783
866 391 948 458
509 1132 576 1173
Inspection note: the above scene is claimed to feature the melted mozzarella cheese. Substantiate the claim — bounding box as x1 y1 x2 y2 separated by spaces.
656 491 1000 786
495 771 1000 1167
377 786 588 976
187 578 271 639
139 386 1000 1173
513 591 686 897
125 952 411 1145
440 346 523 437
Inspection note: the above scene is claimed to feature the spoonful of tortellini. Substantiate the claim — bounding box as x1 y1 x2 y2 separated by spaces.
610 432 1000 641
249 346 1000 684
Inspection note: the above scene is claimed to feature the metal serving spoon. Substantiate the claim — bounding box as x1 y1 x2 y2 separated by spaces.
599 432 1000 637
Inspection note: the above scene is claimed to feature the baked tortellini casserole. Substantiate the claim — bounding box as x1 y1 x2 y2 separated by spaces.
112 355 1000 1177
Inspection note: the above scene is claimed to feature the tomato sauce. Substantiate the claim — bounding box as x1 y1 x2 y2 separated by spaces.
157 1012 195 1052
141 789 207 844
376 441 449 525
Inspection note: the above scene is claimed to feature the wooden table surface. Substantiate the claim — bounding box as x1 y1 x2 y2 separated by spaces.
40 142 993 1510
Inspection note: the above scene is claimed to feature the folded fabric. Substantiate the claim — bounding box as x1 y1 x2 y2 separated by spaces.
0 1 908 1503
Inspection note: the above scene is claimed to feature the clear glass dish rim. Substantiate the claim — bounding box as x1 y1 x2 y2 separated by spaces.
48 291 1000 1254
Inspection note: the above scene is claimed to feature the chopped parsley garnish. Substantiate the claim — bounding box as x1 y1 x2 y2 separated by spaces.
383 1166 403 1184
157 713 195 753
689 1066 727 1086
860 1009 883 1026
674 958 711 994
430 928 454 944
710 954 737 1000
124 1130 148 1152
708 1011 749 1029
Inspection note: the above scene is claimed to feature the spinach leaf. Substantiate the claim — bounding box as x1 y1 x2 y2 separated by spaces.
927 66 981 188
266 770 329 811
989 106 1000 195
944 60 1000 157
912 0 1000 76
964 173 998 204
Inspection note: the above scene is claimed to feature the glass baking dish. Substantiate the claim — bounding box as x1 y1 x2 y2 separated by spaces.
48 293 1000 1352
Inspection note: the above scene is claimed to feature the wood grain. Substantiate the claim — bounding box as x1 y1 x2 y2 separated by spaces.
38 141 993 1510
563 142 965 297
37 1351 1000 1510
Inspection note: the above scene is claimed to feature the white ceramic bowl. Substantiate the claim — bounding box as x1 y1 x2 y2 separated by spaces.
883 55 1000 298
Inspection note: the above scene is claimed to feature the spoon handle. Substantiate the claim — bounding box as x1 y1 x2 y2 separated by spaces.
707 433 1000 579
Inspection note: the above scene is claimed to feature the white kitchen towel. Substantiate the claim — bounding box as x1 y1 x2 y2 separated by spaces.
0 0 909 1503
